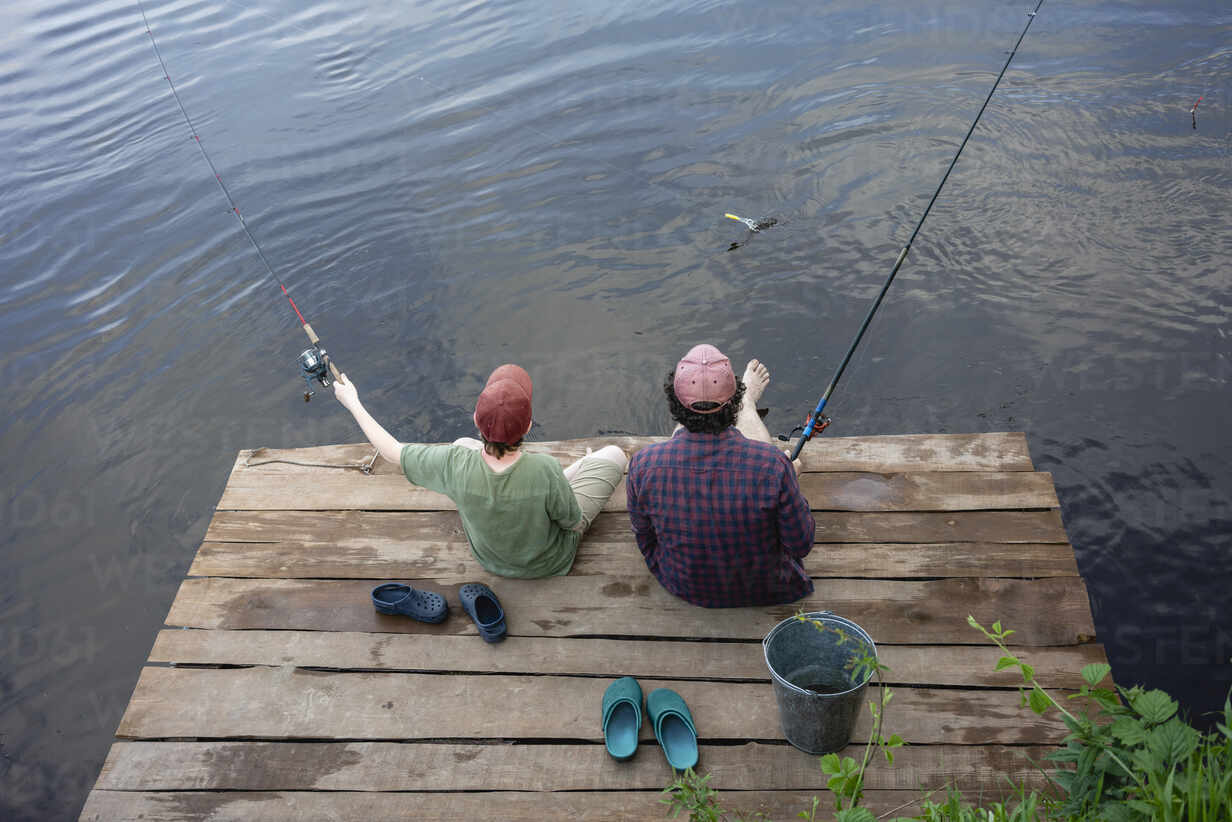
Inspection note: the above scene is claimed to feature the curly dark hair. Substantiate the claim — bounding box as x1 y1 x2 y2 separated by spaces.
664 369 745 434
480 435 523 458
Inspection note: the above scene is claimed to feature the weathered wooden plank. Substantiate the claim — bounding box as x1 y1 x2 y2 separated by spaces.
115 667 1068 744
806 472 1058 512
190 537 1079 579
165 575 1097 645
814 510 1068 543
234 432 1034 474
217 465 1057 511
79 789 931 822
204 508 1070 546
94 740 1053 792
148 630 1106 688
795 431 1035 472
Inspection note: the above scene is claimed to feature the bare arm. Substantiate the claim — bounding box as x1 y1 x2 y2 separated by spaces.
333 373 404 466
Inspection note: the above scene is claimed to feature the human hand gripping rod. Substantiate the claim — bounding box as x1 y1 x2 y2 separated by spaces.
789 0 1046 461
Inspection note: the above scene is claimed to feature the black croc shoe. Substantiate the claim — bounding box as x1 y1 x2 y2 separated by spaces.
459 582 506 642
371 583 449 624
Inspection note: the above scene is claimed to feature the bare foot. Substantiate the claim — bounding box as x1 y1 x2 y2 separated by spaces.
743 359 770 404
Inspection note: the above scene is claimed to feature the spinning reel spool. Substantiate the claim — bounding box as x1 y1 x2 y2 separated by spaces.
297 345 332 401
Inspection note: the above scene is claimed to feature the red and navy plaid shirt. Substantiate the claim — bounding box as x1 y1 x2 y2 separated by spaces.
625 428 815 608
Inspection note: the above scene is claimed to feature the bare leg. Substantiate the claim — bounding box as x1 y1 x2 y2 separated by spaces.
735 359 773 444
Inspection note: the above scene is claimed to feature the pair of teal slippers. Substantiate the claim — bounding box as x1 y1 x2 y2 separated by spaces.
601 676 698 770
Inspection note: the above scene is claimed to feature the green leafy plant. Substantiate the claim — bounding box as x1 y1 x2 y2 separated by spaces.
662 617 1230 822
662 768 726 821
793 613 904 818
969 615 1232 822
912 783 1045 822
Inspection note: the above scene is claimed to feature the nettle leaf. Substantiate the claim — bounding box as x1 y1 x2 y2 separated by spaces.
995 655 1018 671
1048 747 1079 765
1021 663 1036 683
1110 716 1149 746
1102 801 1142 822
835 807 877 822
1082 663 1112 686
1091 688 1123 712
1131 689 1177 724
1131 747 1157 774
820 753 841 774
1028 684 1052 715
1147 718 1200 764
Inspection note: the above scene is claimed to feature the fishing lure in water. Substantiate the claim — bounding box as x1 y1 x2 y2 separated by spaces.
724 212 778 232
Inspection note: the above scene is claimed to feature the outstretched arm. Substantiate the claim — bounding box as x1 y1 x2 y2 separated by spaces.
333 373 404 466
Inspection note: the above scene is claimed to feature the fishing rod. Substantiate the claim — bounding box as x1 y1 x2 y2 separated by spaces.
137 0 339 402
788 0 1046 460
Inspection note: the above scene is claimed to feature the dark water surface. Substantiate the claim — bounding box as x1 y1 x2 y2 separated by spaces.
2 0 1230 816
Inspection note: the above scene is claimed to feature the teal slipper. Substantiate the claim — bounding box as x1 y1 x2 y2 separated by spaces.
647 688 698 771
602 677 643 760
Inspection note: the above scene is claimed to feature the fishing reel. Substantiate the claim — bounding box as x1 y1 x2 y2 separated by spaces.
805 413 832 439
777 413 832 443
297 345 332 402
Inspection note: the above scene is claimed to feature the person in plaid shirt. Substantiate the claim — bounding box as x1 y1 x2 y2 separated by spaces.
625 344 815 608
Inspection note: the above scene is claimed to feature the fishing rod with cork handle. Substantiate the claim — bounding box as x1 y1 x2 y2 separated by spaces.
137 0 341 402
788 0 1046 460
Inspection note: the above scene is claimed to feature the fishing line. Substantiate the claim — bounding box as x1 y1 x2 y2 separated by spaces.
787 0 1047 459
212 0 789 249
136 0 339 401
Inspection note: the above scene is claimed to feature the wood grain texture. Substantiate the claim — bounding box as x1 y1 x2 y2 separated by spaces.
234 432 1034 475
79 789 932 822
189 537 1078 579
94 739 1052 792
203 508 1071 546
813 510 1068 543
165 575 1097 645
148 630 1107 688
115 667 1068 744
217 466 1058 512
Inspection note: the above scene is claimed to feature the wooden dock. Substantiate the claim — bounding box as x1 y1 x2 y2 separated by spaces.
81 432 1104 820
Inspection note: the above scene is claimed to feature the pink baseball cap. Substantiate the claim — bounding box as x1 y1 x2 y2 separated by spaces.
674 344 736 413
475 364 533 443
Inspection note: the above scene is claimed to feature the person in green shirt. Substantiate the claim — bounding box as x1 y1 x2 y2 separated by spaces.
333 364 627 577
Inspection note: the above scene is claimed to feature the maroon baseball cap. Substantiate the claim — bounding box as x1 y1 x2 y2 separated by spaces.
484 363 532 401
475 364 533 443
674 343 736 413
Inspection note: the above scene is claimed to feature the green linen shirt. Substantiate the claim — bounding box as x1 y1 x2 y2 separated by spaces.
400 444 583 578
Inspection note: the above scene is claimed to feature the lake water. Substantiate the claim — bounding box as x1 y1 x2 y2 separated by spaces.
2 0 1229 817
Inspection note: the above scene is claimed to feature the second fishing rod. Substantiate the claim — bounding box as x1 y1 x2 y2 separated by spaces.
789 0 1046 460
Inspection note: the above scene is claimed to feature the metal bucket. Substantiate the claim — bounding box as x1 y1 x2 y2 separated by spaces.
762 611 877 754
